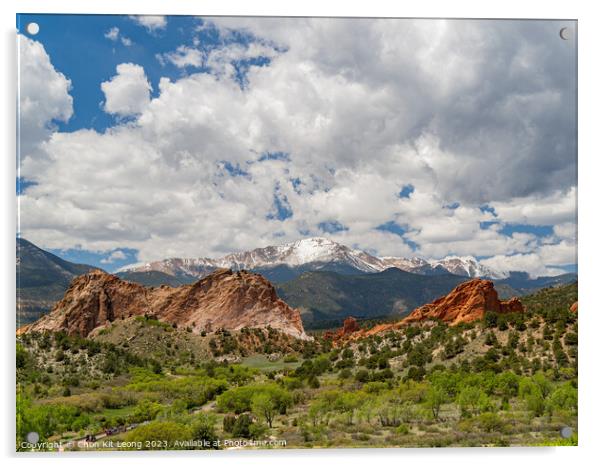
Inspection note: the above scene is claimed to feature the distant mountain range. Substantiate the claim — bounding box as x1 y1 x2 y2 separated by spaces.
17 237 577 328
494 272 578 299
274 269 577 329
117 236 505 282
16 238 98 325
276 268 467 328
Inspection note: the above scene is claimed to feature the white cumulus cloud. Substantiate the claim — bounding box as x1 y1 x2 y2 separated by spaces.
18 36 73 160
490 187 577 226
129 15 167 32
104 27 133 47
101 63 152 117
18 19 577 277
100 250 128 264
104 27 120 41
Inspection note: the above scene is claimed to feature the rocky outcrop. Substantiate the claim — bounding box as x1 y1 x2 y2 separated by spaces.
500 297 524 314
324 316 360 341
341 316 360 335
320 280 524 344
21 269 309 340
402 279 524 326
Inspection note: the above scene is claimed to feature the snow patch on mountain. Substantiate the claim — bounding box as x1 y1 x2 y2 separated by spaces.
119 237 508 279
430 256 507 279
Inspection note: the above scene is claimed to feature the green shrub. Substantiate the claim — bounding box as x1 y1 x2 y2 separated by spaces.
130 400 163 423
231 413 253 438
477 412 505 432
396 424 410 435
405 366 426 382
190 413 219 448
217 384 292 415
564 332 578 346
355 369 370 383
484 312 498 328
125 420 191 449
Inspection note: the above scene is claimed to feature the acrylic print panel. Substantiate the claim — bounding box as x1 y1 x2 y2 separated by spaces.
16 14 577 451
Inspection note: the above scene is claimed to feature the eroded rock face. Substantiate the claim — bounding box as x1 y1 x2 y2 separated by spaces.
342 316 360 335
500 297 524 314
321 279 525 345
402 279 523 326
324 316 361 341
22 269 309 340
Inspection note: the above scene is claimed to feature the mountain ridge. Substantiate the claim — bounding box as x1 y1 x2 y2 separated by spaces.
275 268 469 326
17 238 577 329
16 238 99 325
118 237 507 281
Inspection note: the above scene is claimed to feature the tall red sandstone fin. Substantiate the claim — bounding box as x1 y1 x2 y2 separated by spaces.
323 316 361 342
327 280 525 344
340 317 360 335
21 269 309 340
402 279 524 326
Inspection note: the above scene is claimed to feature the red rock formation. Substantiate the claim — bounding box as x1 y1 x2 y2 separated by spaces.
322 280 524 345
570 301 578 313
500 297 524 314
324 316 361 342
341 316 360 335
402 279 523 326
22 269 309 340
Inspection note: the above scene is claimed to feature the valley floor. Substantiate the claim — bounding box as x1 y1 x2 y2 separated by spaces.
16 283 578 451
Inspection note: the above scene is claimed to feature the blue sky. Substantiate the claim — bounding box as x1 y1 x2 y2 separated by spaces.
48 246 138 271
16 14 262 134
16 16 577 276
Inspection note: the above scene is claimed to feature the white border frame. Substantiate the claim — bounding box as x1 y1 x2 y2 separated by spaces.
2 1 600 465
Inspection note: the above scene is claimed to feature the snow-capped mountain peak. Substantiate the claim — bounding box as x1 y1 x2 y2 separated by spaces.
118 237 506 279
428 256 507 279
213 237 382 272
